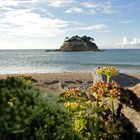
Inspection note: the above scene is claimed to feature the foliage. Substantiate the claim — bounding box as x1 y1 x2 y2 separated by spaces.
26 94 80 140
17 74 37 83
61 35 98 51
60 84 125 140
65 35 94 43
0 77 80 140
0 73 134 140
0 77 40 139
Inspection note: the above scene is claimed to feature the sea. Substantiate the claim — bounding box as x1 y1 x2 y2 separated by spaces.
0 49 140 74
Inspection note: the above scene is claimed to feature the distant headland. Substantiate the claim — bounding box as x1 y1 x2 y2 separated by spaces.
46 35 103 52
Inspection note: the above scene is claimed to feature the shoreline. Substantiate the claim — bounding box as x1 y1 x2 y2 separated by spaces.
0 71 140 97
0 71 140 78
0 71 140 85
0 67 139 75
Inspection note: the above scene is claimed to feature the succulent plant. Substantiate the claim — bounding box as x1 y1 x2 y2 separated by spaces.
96 66 119 83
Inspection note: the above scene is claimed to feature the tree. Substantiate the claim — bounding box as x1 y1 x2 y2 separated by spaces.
90 37 94 42
65 37 69 42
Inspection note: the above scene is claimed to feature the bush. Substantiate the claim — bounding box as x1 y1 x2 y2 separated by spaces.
0 77 40 139
0 77 80 140
17 74 37 83
26 94 81 140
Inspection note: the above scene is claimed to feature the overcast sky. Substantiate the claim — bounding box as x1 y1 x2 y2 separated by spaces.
0 0 140 49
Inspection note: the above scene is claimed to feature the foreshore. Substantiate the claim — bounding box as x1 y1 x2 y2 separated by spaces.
0 71 140 88
1 71 140 132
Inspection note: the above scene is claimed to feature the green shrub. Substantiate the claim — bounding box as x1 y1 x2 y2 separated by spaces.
17 74 37 83
0 77 40 139
0 77 81 140
26 94 81 140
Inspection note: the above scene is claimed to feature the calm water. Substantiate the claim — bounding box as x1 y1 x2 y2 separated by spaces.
0 49 140 74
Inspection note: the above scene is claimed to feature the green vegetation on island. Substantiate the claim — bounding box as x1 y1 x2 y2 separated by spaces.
45 35 101 52
60 35 99 51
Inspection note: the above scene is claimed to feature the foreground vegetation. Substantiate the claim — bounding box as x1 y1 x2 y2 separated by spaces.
0 67 139 139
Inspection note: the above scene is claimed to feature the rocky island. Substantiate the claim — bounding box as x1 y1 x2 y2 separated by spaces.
60 35 99 51
46 35 101 52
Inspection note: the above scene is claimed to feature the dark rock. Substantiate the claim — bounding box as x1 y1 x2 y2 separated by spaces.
111 73 140 87
121 113 140 139
131 83 140 98
65 80 76 84
121 88 140 133
76 80 83 84
45 80 59 85
122 105 140 133
87 80 93 85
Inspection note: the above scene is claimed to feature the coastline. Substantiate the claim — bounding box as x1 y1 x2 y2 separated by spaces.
0 71 140 87
0 71 140 80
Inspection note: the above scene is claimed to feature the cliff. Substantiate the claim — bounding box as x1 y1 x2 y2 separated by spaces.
60 35 99 51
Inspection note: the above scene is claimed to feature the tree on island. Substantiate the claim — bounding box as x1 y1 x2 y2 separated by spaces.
81 36 94 43
60 35 99 51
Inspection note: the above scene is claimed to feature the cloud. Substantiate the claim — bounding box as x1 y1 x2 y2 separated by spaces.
1 11 68 37
114 37 140 48
65 7 83 13
63 22 111 33
47 0 75 8
0 0 69 38
64 1 114 15
118 20 134 24
0 0 39 7
0 9 110 38
81 1 114 14
0 0 111 40
78 24 111 32
88 9 96 15
80 2 97 8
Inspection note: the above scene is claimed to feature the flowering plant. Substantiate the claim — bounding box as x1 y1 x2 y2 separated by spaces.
96 66 119 83
89 81 120 99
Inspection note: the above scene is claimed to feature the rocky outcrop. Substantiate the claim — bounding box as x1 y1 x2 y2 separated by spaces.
60 35 99 51
121 85 140 137
131 83 140 98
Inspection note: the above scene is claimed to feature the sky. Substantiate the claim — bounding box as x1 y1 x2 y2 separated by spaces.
0 0 140 49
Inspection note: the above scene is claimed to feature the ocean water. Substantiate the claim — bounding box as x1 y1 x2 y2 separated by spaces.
0 49 140 74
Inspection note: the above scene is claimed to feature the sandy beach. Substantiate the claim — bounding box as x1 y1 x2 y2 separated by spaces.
0 72 140 92
0 71 140 82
